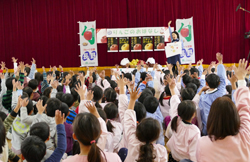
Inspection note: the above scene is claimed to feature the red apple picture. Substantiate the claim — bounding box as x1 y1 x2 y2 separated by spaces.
84 31 92 40
110 44 118 50
180 28 189 37
157 43 164 49
101 36 107 43
134 44 142 50
168 36 171 42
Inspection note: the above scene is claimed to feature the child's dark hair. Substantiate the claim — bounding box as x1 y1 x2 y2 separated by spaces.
71 87 79 102
79 71 86 76
92 72 97 83
43 87 53 98
28 79 38 90
57 85 64 92
136 72 148 89
92 86 103 109
159 85 171 106
25 67 31 76
46 98 62 117
171 31 179 39
146 87 155 96
138 89 153 104
35 72 43 83
104 103 118 133
223 94 232 99
6 77 17 90
30 122 50 142
55 70 60 79
183 69 190 75
21 136 46 162
191 78 200 90
134 102 147 123
104 88 118 106
181 88 196 101
0 119 6 154
109 80 117 90
73 141 80 155
23 87 33 98
97 108 107 122
61 94 75 108
143 96 159 114
131 69 137 76
60 102 69 118
226 85 232 94
56 92 65 101
73 113 106 162
105 76 111 82
206 74 220 88
136 118 160 162
124 73 132 81
33 95 48 114
186 83 198 94
18 96 33 117
182 74 192 86
190 67 199 76
0 112 7 121
171 100 196 132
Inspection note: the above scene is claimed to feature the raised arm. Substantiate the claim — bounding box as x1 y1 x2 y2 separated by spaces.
27 58 36 79
168 21 173 41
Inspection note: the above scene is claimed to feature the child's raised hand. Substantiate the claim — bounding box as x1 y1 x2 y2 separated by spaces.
167 75 176 90
53 66 57 72
31 58 36 64
0 73 4 80
128 87 141 101
55 110 64 125
12 57 18 63
36 99 47 114
75 83 86 99
86 90 94 100
12 80 17 91
21 98 29 107
0 61 6 70
59 65 63 71
85 102 100 118
116 74 129 88
51 80 59 89
16 81 23 90
19 62 25 73
234 59 250 80
14 95 22 113
168 21 172 26
216 52 223 63
228 72 238 84
79 73 85 83
145 74 153 82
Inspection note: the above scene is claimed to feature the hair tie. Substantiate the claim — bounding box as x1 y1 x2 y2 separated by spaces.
177 115 179 117
90 140 96 144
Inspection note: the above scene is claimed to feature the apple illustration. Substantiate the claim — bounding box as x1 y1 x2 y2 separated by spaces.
134 44 142 50
145 43 153 50
121 44 129 50
168 36 171 42
101 36 107 43
84 31 92 40
157 43 164 49
110 44 118 50
181 28 189 37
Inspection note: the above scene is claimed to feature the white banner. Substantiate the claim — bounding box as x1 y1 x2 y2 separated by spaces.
79 21 98 66
165 42 182 58
107 27 166 37
176 17 195 64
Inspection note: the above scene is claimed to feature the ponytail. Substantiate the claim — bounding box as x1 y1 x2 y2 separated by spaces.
171 116 178 132
88 142 102 162
137 143 156 162
159 92 165 106
95 102 102 109
106 120 115 133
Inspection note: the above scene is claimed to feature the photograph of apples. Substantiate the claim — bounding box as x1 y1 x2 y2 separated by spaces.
154 36 165 51
131 37 142 52
107 37 118 52
119 37 129 52
97 29 107 43
142 37 153 51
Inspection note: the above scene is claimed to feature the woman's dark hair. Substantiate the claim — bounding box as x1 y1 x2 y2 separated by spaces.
103 88 118 107
136 118 160 162
43 87 53 98
104 103 118 133
0 119 6 154
207 97 240 141
171 100 196 132
159 85 171 106
172 31 179 39
181 88 196 101
73 113 106 162
92 86 103 109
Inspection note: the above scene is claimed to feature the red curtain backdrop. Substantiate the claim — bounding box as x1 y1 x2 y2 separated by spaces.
0 0 249 68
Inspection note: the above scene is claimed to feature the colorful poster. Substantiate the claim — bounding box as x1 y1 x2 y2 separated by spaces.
79 21 98 67
119 37 129 52
107 27 165 37
97 29 107 43
176 17 195 64
164 27 174 42
107 37 118 52
165 42 182 58
154 36 165 51
131 37 142 52
142 37 153 51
